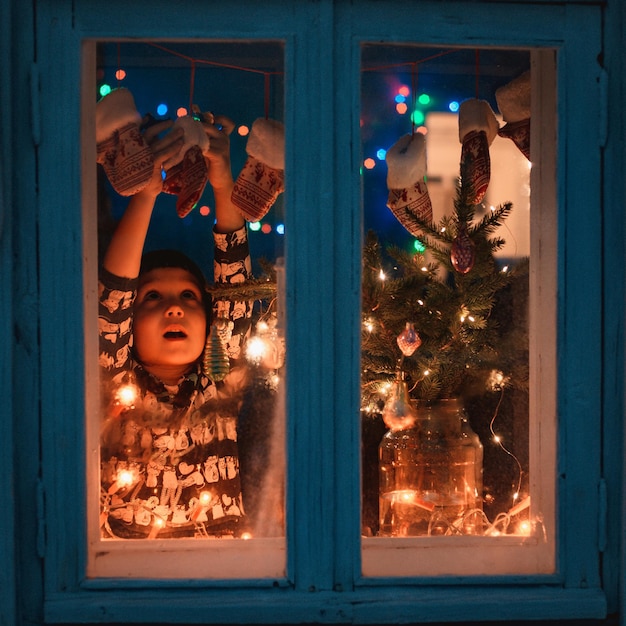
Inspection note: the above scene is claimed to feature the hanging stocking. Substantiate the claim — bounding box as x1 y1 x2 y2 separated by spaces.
496 70 531 160
232 118 285 221
96 88 155 196
458 99 499 204
162 115 211 218
385 132 433 236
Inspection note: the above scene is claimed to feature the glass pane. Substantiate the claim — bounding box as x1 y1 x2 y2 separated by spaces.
360 45 550 566
90 41 286 577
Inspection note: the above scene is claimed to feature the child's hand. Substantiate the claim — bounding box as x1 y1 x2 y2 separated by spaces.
201 114 236 193
137 120 185 199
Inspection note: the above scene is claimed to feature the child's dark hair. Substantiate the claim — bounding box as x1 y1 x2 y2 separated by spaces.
140 249 213 329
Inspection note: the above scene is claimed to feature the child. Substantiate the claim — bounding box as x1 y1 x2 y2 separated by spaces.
98 114 253 539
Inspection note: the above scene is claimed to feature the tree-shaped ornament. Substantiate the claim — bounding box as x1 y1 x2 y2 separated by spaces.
202 321 230 382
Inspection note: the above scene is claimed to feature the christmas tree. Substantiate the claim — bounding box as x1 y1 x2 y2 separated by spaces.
361 161 529 410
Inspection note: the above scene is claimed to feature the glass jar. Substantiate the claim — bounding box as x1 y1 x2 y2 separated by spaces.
378 398 483 536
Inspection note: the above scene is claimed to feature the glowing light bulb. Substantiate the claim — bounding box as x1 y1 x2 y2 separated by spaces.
411 110 425 125
249 221 261 231
116 383 138 408
115 69 126 80
199 205 211 216
261 223 272 234
176 107 188 117
364 319 374 333
276 223 285 235
246 336 268 362
396 102 408 115
238 125 250 136
493 435 502 444
418 93 431 105
117 469 134 487
364 157 376 169
200 491 212 505
157 103 168 116
99 84 112 97
423 369 430 376
449 100 460 112
379 269 386 281
241 532 253 540
256 320 270 334
398 85 410 98
376 148 387 160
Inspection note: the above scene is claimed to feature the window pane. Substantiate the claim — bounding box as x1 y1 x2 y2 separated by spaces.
360 45 555 576
89 41 286 578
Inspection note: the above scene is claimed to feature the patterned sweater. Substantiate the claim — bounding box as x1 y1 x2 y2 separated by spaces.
98 226 252 539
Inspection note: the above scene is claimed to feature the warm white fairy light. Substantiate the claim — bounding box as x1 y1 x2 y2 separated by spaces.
421 266 428 272
423 369 430 376
117 469 134 487
148 515 166 539
256 319 270 334
379 269 386 281
241 532 253 540
364 318 375 333
116 382 138 408
380 381 392 395
246 336 268 363
501 265 509 273
417 299 424 306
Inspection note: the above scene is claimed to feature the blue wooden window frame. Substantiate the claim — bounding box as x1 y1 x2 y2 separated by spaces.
32 0 608 623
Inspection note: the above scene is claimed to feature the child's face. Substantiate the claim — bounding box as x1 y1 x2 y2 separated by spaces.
133 267 207 374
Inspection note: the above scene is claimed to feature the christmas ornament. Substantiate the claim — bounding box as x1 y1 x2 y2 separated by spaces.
232 118 285 221
496 70 531 160
162 114 211 218
245 316 285 370
450 224 476 274
396 322 421 357
202 321 230 382
458 99 499 204
385 132 433 236
381 372 417 430
96 88 155 196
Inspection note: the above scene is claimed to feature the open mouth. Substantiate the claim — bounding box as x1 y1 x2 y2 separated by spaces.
163 329 187 339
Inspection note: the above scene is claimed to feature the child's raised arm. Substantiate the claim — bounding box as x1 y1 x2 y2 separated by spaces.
201 114 245 235
102 120 184 279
